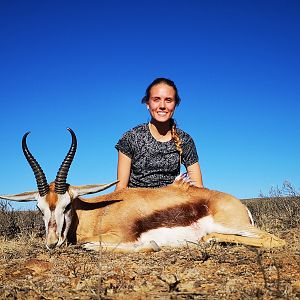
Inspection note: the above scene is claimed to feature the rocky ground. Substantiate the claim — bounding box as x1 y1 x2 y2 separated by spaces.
0 226 299 299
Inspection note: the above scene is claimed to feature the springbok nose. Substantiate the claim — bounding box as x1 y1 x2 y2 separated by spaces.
46 230 59 249
47 241 58 249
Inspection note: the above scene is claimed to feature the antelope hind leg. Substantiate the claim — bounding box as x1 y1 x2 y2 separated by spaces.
202 231 286 248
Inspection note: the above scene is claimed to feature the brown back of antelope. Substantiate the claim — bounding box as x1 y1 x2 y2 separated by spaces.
68 180 285 252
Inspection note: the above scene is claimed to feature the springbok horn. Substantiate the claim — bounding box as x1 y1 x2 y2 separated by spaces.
22 132 49 197
55 128 77 194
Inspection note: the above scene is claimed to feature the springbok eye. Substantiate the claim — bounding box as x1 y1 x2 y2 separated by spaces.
64 203 72 213
36 205 44 216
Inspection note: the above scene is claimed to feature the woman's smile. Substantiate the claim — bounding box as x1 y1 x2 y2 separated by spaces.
147 83 176 123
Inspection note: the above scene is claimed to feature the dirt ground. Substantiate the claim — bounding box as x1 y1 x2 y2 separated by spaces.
0 227 299 299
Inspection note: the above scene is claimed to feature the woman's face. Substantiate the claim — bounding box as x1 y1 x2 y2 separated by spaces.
147 83 177 123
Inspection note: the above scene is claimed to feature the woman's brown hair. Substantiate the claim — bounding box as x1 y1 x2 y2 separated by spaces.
141 77 181 106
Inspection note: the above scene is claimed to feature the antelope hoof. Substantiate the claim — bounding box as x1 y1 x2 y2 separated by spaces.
149 240 161 252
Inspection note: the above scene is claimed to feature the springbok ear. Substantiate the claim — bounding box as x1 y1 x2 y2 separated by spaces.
0 191 38 202
68 181 118 199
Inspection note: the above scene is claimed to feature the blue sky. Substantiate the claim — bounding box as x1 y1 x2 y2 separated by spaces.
1 0 299 209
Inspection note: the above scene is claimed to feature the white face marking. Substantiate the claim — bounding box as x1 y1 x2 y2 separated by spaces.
55 193 72 246
36 193 73 248
36 196 51 235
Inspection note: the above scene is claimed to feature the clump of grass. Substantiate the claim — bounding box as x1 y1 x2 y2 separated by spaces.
243 181 300 232
0 200 44 239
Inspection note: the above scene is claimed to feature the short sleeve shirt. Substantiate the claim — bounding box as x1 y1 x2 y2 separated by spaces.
115 124 199 188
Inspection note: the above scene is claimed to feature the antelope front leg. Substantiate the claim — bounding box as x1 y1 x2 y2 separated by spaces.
80 234 160 253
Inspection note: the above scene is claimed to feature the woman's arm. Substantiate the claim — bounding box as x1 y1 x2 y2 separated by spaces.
115 151 132 190
186 162 203 188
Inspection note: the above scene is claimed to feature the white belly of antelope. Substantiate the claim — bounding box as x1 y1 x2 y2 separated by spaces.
138 215 214 246
138 215 257 247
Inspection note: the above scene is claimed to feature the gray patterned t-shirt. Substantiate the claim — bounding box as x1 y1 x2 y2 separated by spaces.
115 123 199 188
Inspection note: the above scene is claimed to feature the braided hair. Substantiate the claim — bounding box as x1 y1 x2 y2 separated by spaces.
170 118 183 164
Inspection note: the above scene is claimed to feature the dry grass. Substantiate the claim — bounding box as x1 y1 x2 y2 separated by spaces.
0 201 44 240
1 183 300 299
243 181 300 233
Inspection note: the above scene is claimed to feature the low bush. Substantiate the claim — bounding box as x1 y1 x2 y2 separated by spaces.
0 201 44 239
243 181 300 231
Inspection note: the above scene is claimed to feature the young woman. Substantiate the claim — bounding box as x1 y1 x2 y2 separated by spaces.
115 78 203 190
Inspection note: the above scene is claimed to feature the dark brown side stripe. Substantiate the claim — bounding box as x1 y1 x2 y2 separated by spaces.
131 201 209 239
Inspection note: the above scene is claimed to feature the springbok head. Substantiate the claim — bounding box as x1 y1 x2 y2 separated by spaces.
0 128 117 249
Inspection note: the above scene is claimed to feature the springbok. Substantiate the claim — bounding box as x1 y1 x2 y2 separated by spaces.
0 128 285 252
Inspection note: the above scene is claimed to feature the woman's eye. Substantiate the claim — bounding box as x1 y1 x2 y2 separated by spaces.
152 98 160 102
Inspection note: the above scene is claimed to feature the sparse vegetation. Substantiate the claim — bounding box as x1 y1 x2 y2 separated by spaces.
0 182 300 299
244 181 300 231
0 201 44 239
